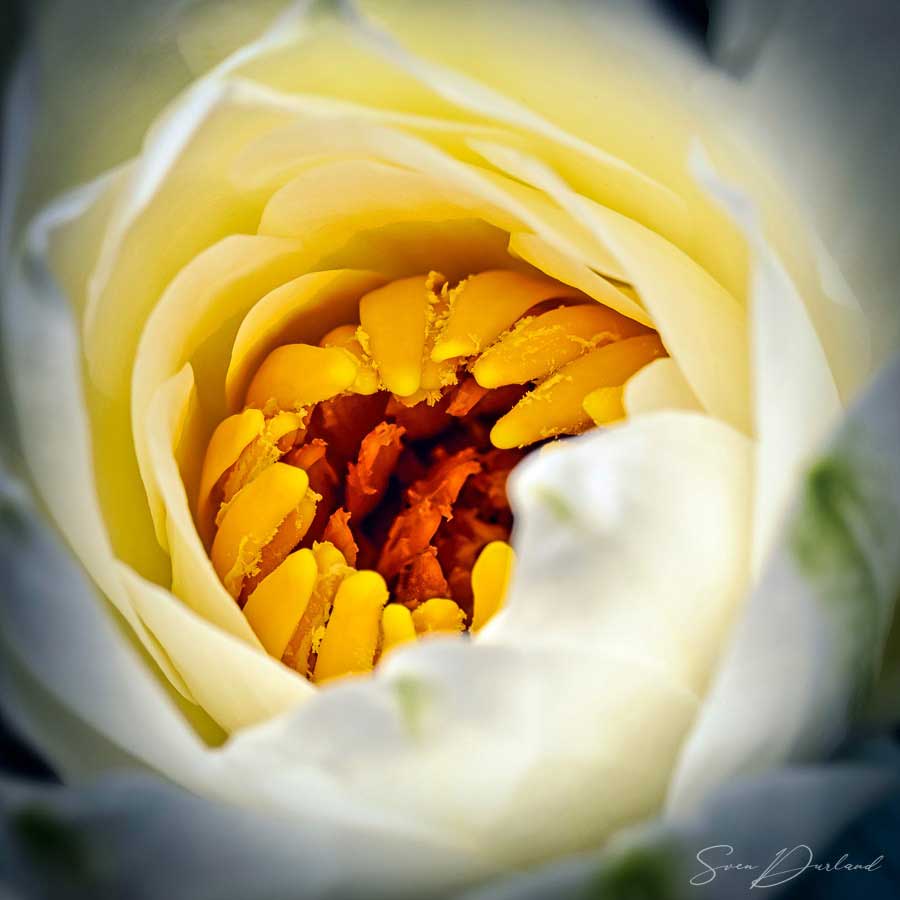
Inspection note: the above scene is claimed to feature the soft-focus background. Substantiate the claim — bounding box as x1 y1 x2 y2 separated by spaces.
1 1 899 898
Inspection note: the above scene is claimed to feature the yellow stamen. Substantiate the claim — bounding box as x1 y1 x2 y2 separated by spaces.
583 385 626 425
490 334 666 448
431 270 583 362
245 344 358 413
320 323 380 395
196 409 264 544
313 570 389 682
243 548 318 657
210 463 310 597
411 598 466 635
380 604 417 659
471 541 515 632
473 304 647 388
216 411 305 523
358 275 432 397
281 542 350 677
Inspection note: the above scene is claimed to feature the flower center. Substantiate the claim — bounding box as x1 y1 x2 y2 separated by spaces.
197 270 665 682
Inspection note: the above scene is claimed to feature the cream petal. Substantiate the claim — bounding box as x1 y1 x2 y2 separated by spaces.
225 268 387 411
121 565 313 734
624 357 702 416
691 145 842 571
668 355 900 815
472 141 751 432
132 233 308 546
145 365 260 645
227 85 519 192
341 0 689 245
256 134 628 282
487 412 752 696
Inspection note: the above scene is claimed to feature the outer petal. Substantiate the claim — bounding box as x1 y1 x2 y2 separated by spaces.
457 744 899 900
0 771 478 900
0 466 208 782
668 355 900 815
691 145 842 570
713 0 900 369
489 413 752 695
216 640 697 867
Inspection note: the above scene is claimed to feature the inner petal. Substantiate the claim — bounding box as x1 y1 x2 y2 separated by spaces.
196 268 666 683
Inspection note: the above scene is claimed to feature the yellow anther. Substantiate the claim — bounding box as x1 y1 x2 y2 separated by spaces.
473 303 646 388
471 541 515 632
320 323 380 395
196 409 264 545
243 549 318 658
431 270 583 362
215 411 305 525
583 385 625 425
359 275 431 398
210 463 310 597
313 570 389 683
245 344 358 412
411 598 466 635
380 604 417 660
312 540 347 573
490 334 666 449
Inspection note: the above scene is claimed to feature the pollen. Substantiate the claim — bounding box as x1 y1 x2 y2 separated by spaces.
197 270 665 682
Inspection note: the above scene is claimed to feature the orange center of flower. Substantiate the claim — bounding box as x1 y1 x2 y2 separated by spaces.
197 270 665 682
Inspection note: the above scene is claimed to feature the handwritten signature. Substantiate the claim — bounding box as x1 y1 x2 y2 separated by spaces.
689 844 884 889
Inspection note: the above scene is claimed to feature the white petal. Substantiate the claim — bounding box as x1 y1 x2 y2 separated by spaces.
489 412 752 695
623 357 702 416
218 639 697 867
668 355 900 814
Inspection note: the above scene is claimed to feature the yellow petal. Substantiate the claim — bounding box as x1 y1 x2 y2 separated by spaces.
358 275 431 397
583 386 625 426
313 570 389 683
210 463 309 597
380 604 418 659
507 232 653 326
471 541 515 632
245 344 358 413
491 334 666 448
243 549 318 658
430 269 583 362
411 598 466 635
473 303 647 387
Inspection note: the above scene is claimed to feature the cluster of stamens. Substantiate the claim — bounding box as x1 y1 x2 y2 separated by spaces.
197 270 664 683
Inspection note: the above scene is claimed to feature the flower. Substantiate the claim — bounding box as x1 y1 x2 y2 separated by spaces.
2 1 900 897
